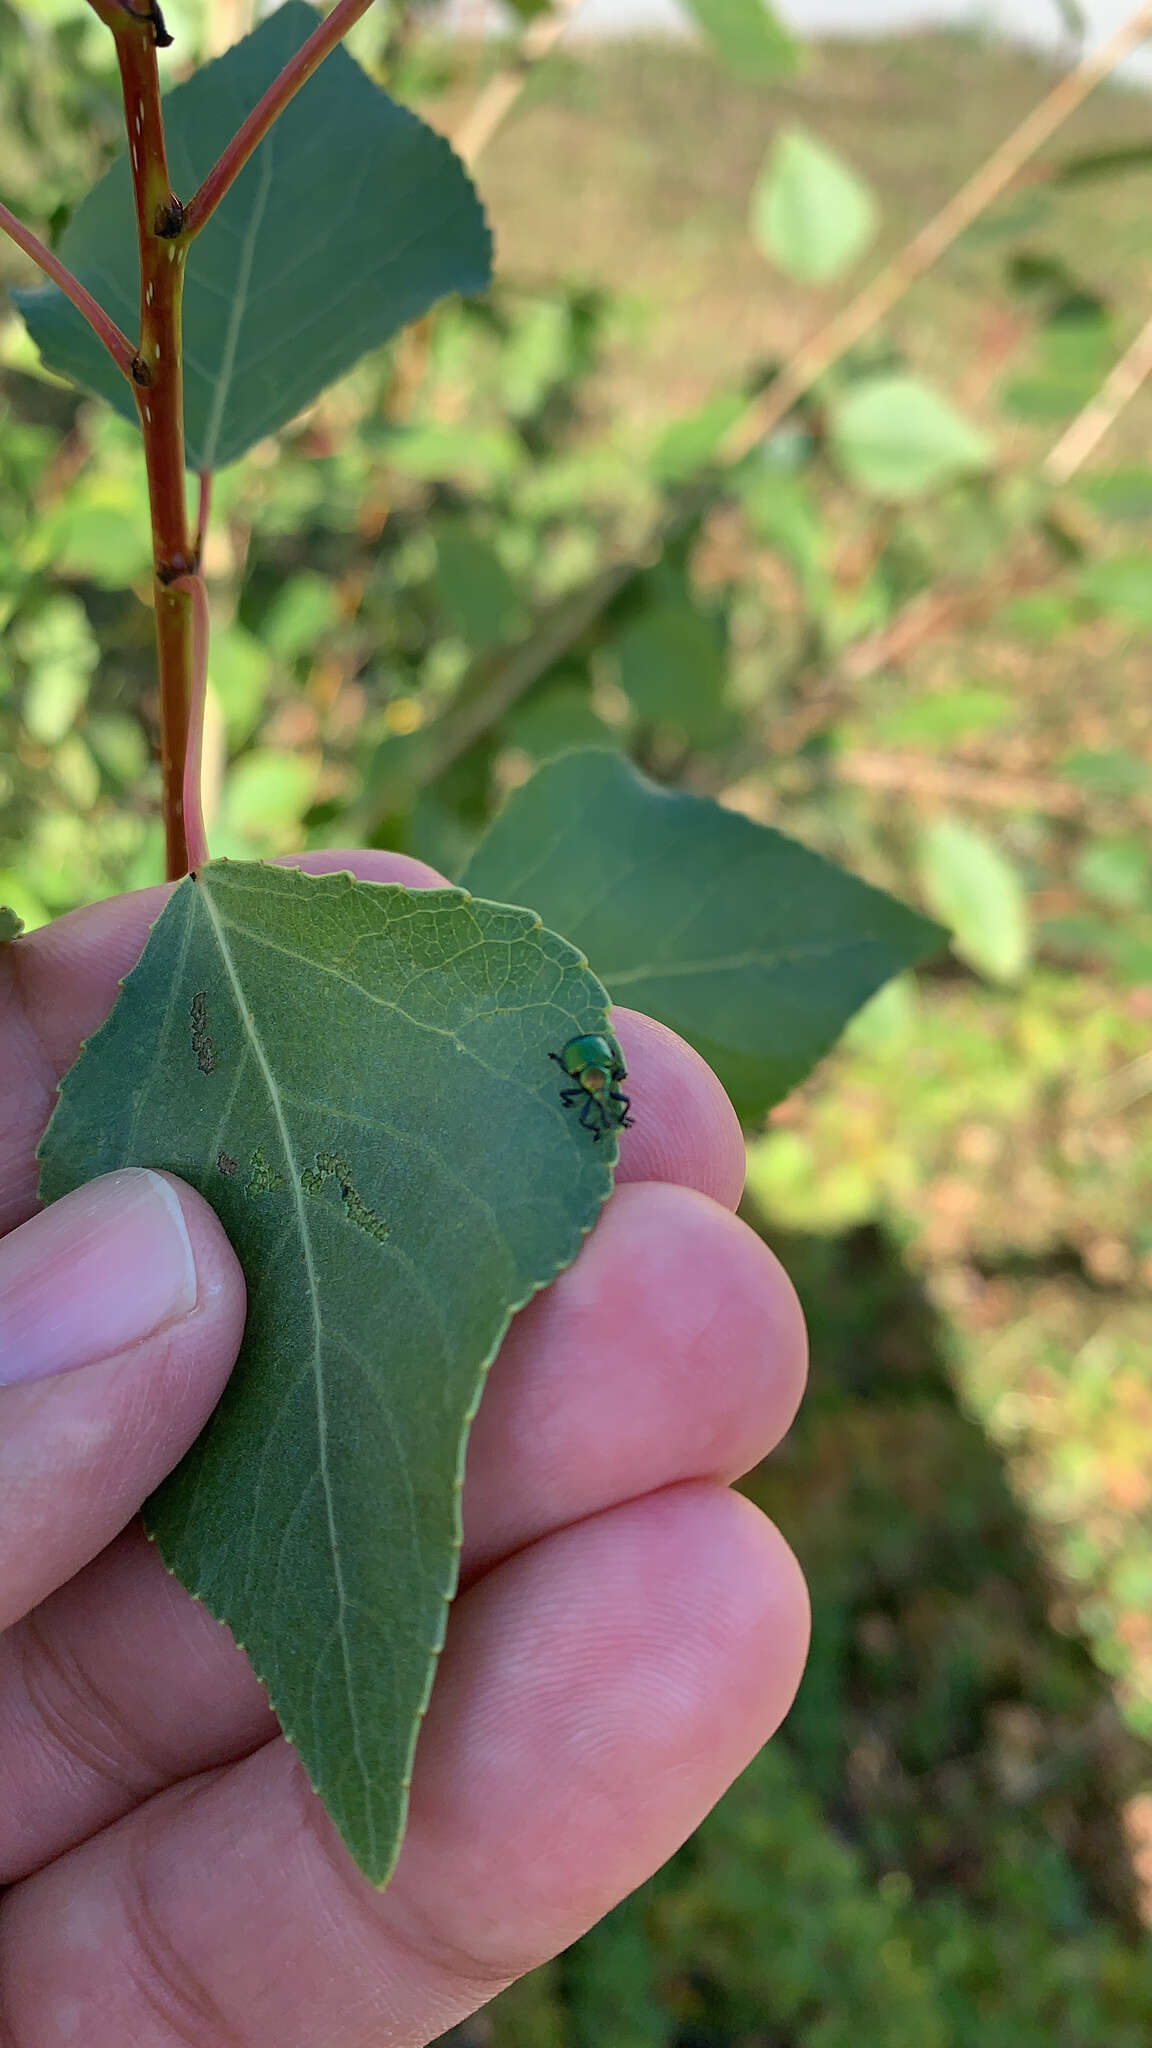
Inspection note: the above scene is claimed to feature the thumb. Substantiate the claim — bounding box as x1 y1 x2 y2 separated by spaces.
0 1170 245 1629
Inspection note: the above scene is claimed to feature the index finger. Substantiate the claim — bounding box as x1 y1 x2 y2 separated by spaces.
0 850 744 1235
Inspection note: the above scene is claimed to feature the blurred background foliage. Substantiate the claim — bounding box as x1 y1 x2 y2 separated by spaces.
3 0 1152 2034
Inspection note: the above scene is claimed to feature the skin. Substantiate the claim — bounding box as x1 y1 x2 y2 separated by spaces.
0 850 810 2048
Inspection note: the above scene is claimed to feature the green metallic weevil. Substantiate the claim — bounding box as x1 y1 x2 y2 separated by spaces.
550 1033 634 1142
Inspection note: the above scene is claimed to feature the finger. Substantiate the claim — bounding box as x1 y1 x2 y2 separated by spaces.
610 1009 745 1210
0 1170 245 1629
0 1181 806 1879
0 1487 809 2048
459 1180 805 1582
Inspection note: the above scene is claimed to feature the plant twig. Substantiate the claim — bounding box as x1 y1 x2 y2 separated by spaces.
451 0 584 169
1044 305 1152 483
721 0 1152 465
183 0 375 236
94 0 198 877
0 200 136 376
175 569 211 869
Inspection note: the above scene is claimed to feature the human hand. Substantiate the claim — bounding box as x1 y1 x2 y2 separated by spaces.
0 851 809 2047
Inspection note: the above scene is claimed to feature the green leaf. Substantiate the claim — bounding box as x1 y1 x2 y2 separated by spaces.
38 862 615 1882
1054 140 1152 185
916 817 1031 986
16 595 98 744
648 390 745 484
15 2 492 472
612 603 737 746
215 749 321 855
1077 555 1152 628
1060 748 1152 798
678 0 800 75
867 687 1015 748
432 523 523 649
460 751 943 1121
751 128 878 285
1075 469 1152 523
0 907 24 942
504 682 618 760
1074 836 1151 910
829 375 993 502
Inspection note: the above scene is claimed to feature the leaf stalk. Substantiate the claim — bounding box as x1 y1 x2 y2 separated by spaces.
182 0 375 237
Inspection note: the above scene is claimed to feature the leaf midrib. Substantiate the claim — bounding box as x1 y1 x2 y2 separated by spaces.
196 876 376 1861
197 143 276 473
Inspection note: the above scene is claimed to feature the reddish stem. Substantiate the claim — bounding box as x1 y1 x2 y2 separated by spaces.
195 468 213 555
175 570 211 869
0 200 137 376
183 0 375 238
104 3 198 878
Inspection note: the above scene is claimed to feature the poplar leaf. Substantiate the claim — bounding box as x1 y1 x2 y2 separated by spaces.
39 861 615 1882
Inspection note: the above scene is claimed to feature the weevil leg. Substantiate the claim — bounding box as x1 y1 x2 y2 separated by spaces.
579 1096 605 1139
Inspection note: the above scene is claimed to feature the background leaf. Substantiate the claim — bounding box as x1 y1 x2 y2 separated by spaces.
677 0 799 76
38 862 615 1882
612 602 736 746
460 751 943 1121
829 374 993 501
751 127 878 284
917 817 1032 986
0 908 24 941
15 2 492 471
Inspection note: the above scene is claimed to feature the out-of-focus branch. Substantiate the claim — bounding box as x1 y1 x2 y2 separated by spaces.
1044 305 1152 483
452 0 584 168
833 751 1087 817
721 0 1152 465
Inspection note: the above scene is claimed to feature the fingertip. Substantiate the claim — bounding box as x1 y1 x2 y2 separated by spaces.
152 1170 247 1353
272 849 450 891
610 1009 746 1210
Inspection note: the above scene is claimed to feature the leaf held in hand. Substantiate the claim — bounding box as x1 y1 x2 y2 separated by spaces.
16 2 493 471
38 862 616 1883
461 750 944 1121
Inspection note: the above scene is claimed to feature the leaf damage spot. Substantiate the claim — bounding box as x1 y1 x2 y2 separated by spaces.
191 991 216 1074
217 1151 238 1176
247 1145 285 1197
302 1151 389 1244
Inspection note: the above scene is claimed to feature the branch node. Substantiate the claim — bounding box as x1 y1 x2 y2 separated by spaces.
145 0 173 47
154 195 185 238
130 352 153 386
157 550 199 585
